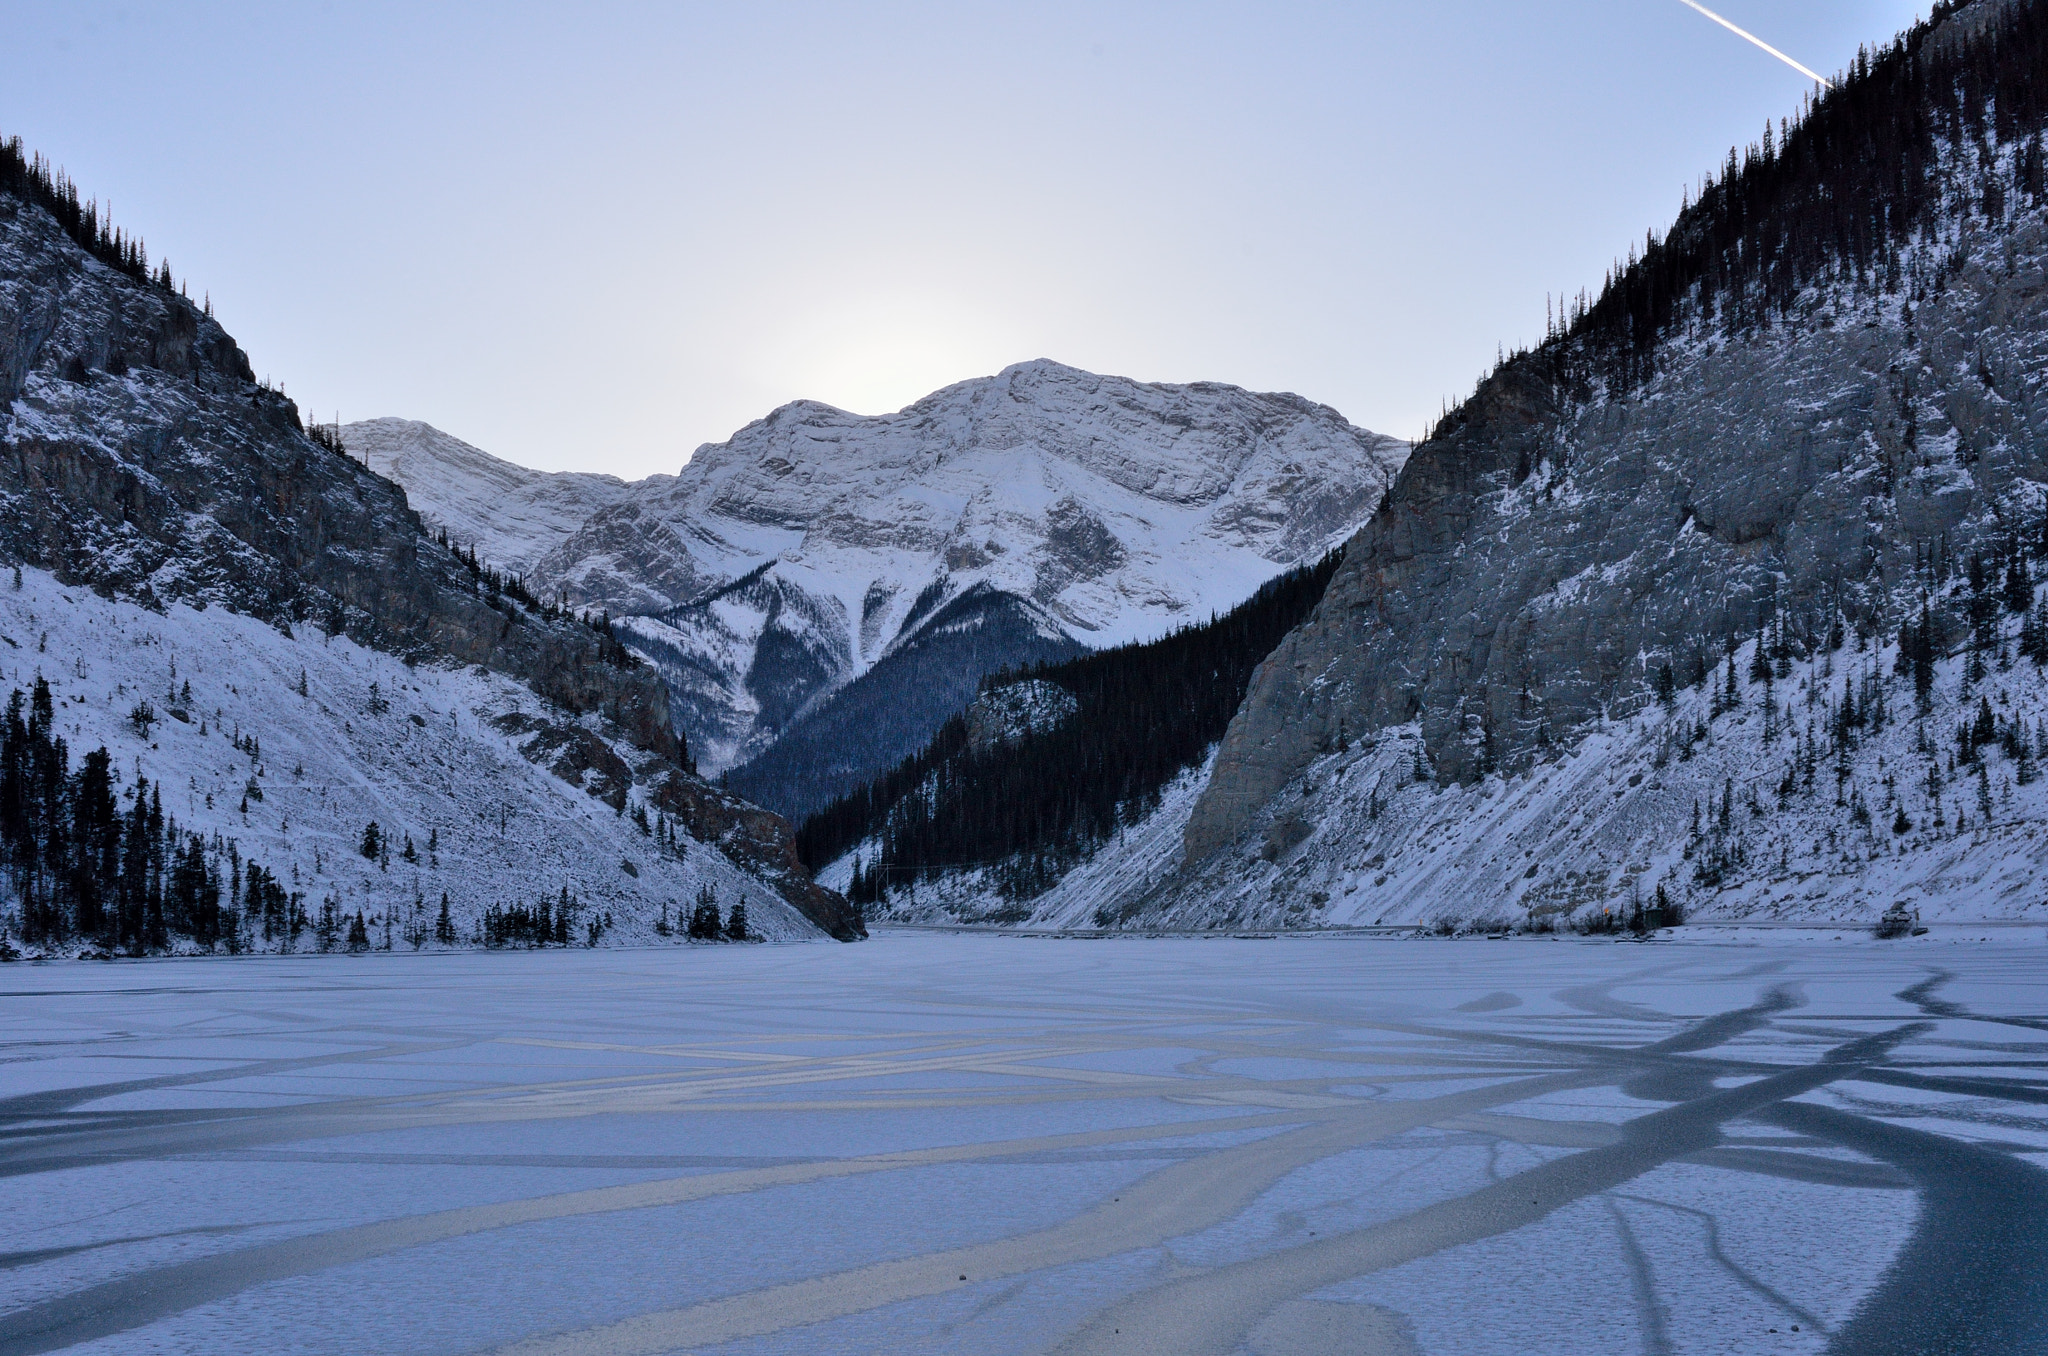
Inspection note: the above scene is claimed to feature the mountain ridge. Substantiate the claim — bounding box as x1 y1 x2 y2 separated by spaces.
351 358 1409 816
814 0 2048 935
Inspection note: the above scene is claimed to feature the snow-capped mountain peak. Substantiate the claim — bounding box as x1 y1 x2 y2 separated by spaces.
345 418 641 576
354 360 1408 818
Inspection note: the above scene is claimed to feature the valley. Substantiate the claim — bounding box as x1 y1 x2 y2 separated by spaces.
3 933 2042 1355
5 1 2048 1354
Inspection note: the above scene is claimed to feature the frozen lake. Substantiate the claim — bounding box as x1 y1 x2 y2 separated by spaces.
3 930 2047 1355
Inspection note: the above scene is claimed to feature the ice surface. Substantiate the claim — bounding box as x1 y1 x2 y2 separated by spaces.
3 933 2045 1354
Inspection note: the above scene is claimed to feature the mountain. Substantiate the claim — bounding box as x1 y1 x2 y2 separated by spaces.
355 361 1409 820
1161 0 2048 930
0 137 862 952
796 550 1348 923
822 0 2048 933
345 418 638 575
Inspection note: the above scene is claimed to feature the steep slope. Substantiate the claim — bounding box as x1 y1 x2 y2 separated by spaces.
0 140 861 946
1158 0 2048 930
1 565 821 953
344 417 637 575
796 551 1347 922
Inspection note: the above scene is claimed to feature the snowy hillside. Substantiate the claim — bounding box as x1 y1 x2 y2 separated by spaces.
1187 9 2048 866
0 147 861 951
1148 623 2048 933
866 619 2048 934
344 418 639 575
0 565 823 956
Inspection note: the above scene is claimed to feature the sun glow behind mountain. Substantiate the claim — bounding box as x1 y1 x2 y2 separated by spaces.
0 2 1929 479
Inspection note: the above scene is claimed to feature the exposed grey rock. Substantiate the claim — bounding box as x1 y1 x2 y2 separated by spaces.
964 678 1079 754
1188 159 2048 876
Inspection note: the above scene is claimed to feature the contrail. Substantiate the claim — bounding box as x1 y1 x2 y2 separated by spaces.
1676 0 1834 89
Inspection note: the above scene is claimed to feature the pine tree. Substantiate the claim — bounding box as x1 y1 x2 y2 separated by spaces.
725 898 749 941
689 886 721 940
360 821 382 860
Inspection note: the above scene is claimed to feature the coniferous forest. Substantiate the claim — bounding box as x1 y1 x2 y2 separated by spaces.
0 137 182 293
0 679 285 954
796 550 1345 903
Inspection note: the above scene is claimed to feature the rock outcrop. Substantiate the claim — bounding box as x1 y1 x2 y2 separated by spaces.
1182 0 2048 910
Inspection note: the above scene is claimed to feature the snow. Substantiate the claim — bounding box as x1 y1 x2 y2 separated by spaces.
343 418 640 576
358 362 1408 775
3 932 2042 1353
933 605 2048 934
0 564 824 951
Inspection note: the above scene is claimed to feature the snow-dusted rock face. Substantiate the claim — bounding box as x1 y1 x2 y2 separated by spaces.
0 178 859 943
1160 10 2048 931
1191 191 2048 872
364 361 1406 816
1101 632 2048 934
963 679 1078 754
344 418 637 575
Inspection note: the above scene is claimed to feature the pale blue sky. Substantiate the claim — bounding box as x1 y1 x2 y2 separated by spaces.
4 2 1927 477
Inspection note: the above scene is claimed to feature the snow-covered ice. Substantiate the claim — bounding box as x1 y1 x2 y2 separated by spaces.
5 930 2046 1353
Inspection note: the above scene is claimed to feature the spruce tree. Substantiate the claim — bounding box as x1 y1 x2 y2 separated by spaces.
689 886 720 940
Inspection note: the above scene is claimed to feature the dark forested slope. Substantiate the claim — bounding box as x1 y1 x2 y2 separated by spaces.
797 550 1344 906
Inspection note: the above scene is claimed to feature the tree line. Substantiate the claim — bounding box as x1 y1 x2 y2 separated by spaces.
1427 0 2047 436
797 550 1346 903
0 135 184 295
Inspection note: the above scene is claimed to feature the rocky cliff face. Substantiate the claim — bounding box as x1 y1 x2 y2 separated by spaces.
1170 0 2048 929
1191 200 2047 870
0 180 861 940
